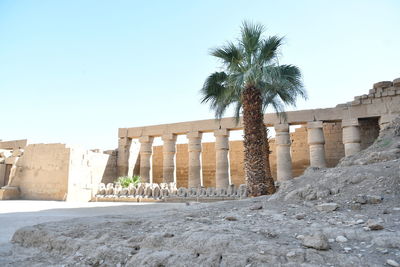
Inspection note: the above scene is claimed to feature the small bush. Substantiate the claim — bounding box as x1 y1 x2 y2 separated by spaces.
115 175 141 188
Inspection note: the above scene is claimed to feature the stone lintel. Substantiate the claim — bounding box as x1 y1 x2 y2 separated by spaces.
274 123 289 132
342 118 359 128
307 121 323 129
139 136 154 143
214 129 229 137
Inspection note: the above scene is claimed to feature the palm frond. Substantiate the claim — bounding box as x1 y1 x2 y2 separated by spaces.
240 21 264 63
210 42 243 71
257 36 283 64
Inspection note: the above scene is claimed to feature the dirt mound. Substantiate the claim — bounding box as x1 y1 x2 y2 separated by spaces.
1 117 399 266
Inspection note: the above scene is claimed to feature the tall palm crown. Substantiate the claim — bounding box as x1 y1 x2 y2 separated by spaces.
201 22 306 196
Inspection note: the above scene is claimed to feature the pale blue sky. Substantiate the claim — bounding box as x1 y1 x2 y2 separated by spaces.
1 0 399 149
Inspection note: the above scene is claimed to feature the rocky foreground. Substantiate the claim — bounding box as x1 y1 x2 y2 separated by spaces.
0 118 399 267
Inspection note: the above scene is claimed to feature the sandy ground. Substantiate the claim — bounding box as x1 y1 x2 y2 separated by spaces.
0 201 184 245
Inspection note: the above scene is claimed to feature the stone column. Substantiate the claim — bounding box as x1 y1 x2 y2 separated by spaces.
274 123 292 181
342 119 361 156
117 137 132 177
307 121 327 168
214 129 230 188
162 133 177 183
139 136 154 183
187 131 202 188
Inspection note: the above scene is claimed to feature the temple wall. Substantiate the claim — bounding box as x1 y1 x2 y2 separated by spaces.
9 144 70 200
67 147 109 202
101 150 118 184
6 144 111 201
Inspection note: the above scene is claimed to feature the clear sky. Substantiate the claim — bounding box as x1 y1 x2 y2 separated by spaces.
1 0 399 149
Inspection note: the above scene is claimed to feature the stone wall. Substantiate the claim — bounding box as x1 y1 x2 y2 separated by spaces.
0 139 27 150
9 144 70 200
0 164 6 187
5 144 113 201
67 147 110 202
101 150 118 184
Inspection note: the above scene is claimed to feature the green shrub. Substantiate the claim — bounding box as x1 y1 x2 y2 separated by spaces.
115 175 141 188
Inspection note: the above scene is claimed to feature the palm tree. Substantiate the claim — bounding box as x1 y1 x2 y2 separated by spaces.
201 21 306 196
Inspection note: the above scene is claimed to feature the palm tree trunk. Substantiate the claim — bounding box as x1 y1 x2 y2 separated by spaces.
242 86 276 196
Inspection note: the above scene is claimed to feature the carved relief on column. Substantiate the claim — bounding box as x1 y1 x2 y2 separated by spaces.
307 121 327 168
342 118 361 156
187 131 203 188
274 123 292 181
117 137 132 177
161 133 177 183
214 129 230 188
139 136 154 183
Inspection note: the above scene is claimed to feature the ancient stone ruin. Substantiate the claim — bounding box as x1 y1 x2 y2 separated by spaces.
1 78 400 201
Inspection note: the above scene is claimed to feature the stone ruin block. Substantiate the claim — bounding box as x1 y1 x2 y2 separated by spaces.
128 184 136 195
393 78 400 87
105 183 114 195
238 184 248 198
373 81 393 89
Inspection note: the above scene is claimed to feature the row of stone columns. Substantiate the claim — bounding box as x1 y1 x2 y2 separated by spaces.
118 118 363 186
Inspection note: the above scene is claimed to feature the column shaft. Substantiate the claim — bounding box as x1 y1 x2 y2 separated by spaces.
139 136 154 183
117 137 132 177
307 121 327 168
162 134 177 183
274 124 292 181
187 131 202 188
214 129 230 188
342 119 361 156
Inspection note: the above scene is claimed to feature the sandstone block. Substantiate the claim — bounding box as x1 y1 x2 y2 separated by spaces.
316 203 338 212
393 78 400 87
0 186 20 200
373 81 392 89
302 233 330 250
366 219 384 230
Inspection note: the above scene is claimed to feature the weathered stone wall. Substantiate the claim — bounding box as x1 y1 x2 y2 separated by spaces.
101 150 118 184
5 144 113 201
67 147 110 202
323 122 345 167
290 126 310 177
9 144 70 200
0 139 27 150
0 164 6 187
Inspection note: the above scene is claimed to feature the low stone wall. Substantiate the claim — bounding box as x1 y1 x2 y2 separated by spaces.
94 182 248 202
1 143 118 202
